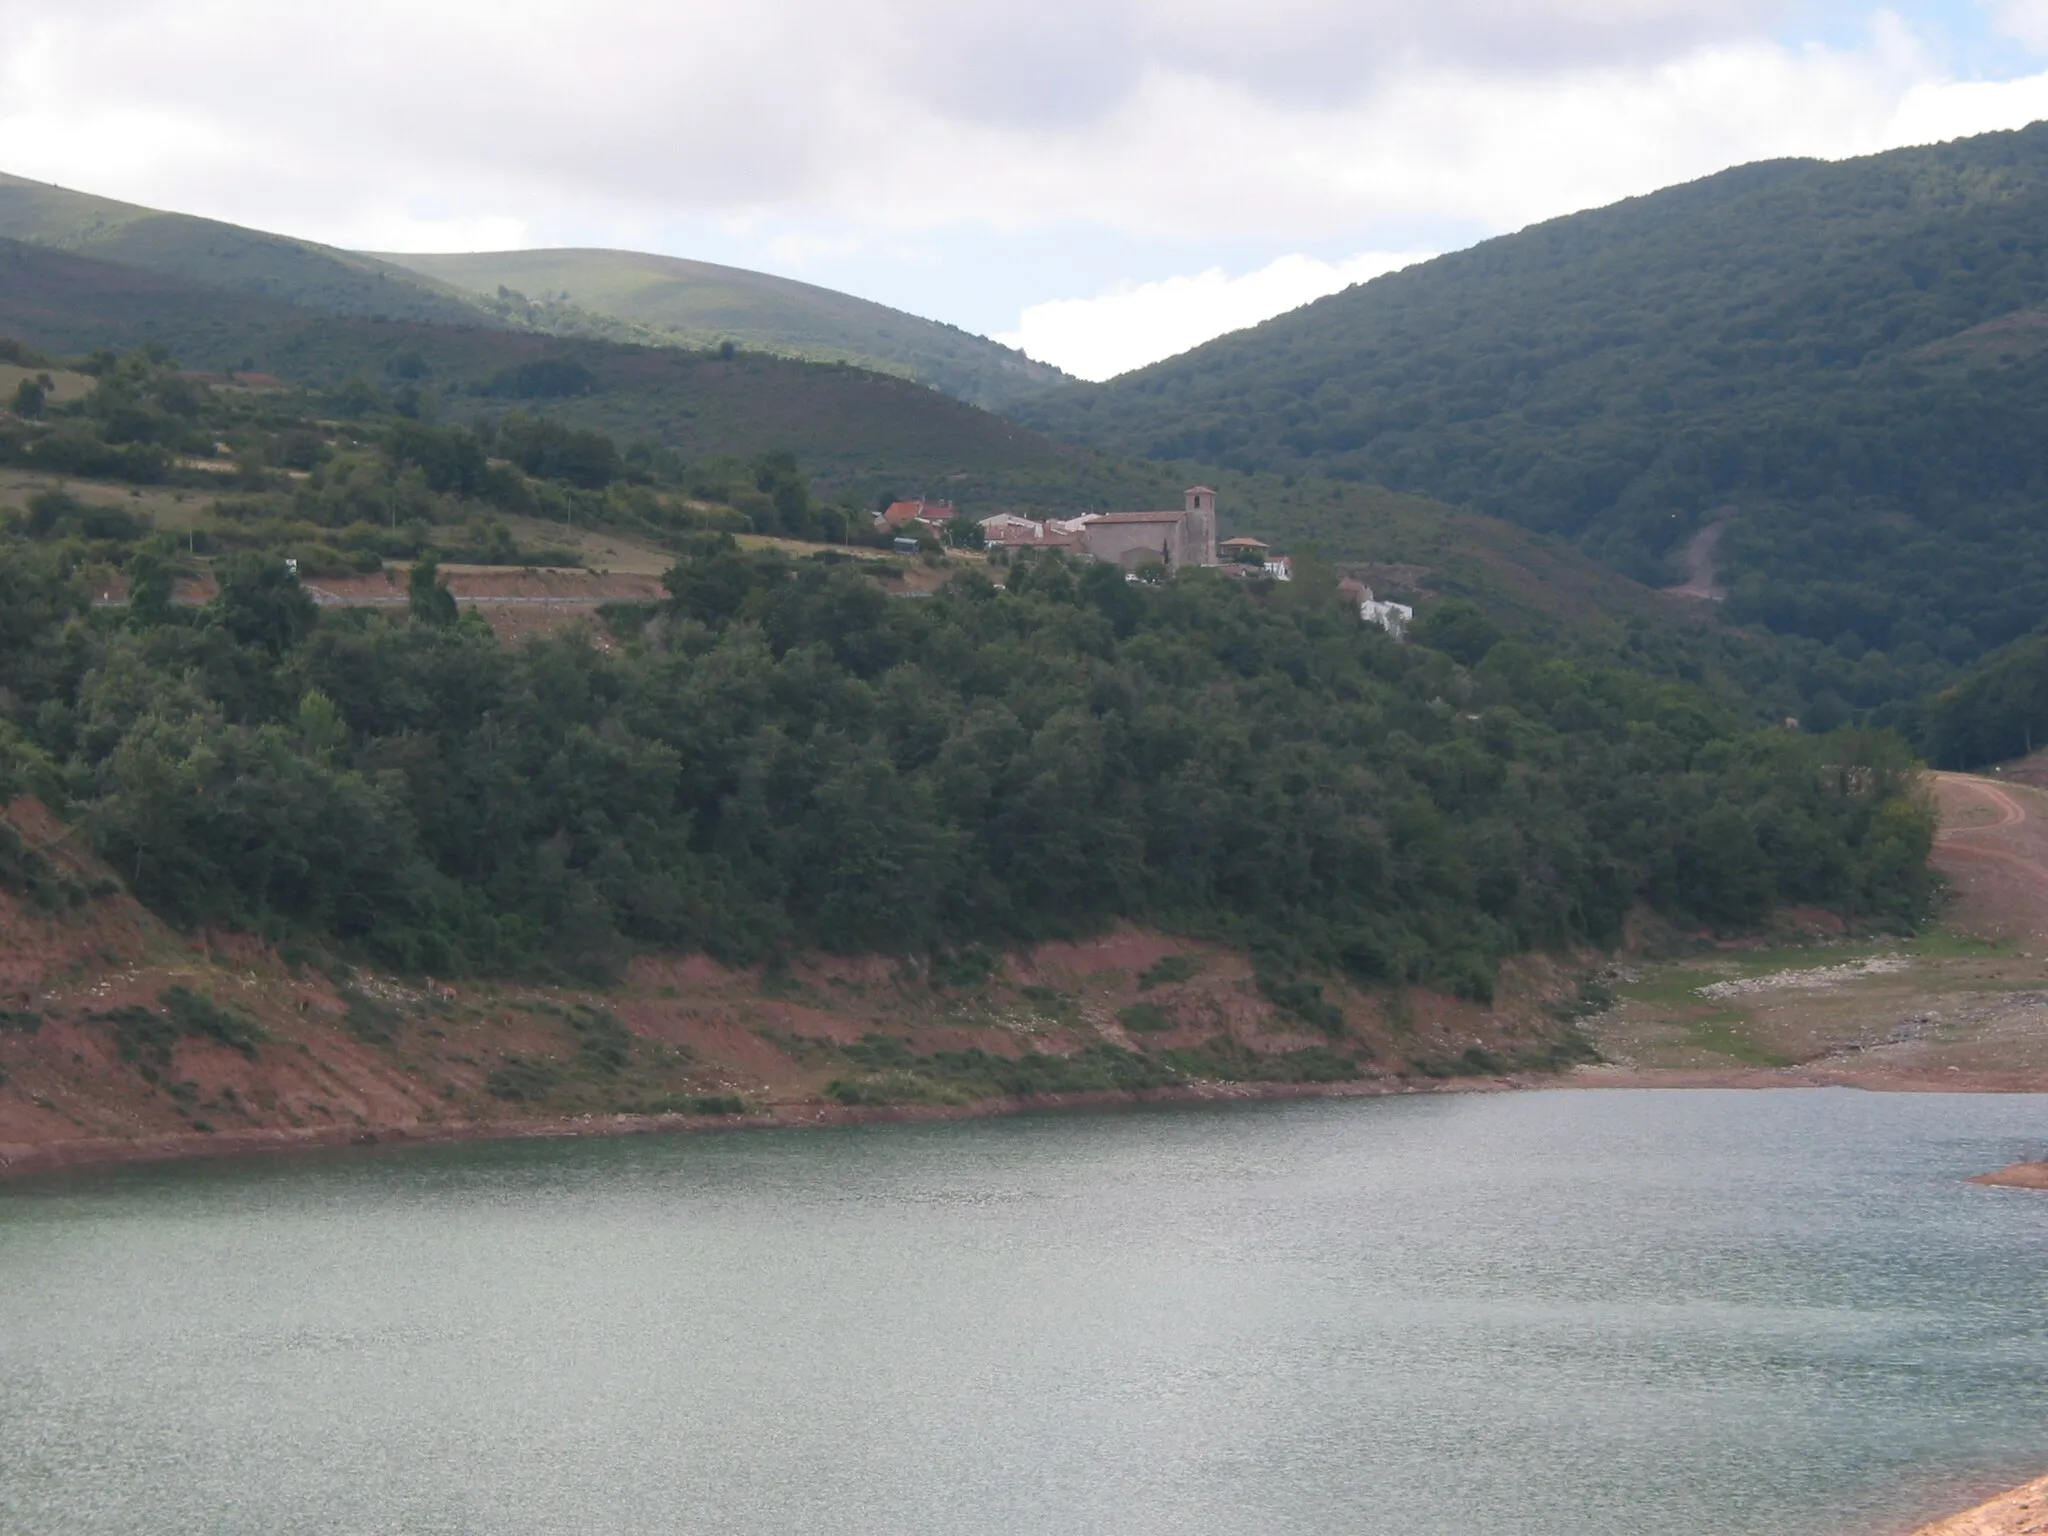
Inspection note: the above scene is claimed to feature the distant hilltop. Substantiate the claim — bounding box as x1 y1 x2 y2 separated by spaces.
0 171 1068 410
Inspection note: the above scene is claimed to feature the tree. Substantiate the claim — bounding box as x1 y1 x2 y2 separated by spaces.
127 545 174 625
408 554 459 628
212 553 317 655
1412 600 1504 666
10 377 45 418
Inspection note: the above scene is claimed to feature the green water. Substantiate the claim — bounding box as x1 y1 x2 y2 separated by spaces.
4 1090 2046 1536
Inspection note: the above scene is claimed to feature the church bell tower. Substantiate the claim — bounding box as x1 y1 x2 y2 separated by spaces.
1184 486 1217 566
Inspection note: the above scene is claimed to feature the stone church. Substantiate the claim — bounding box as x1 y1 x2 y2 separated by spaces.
1079 487 1219 572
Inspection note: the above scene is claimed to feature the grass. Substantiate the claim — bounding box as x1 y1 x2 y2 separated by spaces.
485 1054 561 1101
339 986 400 1044
0 362 92 404
367 247 1067 410
1904 930 2014 957
0 467 218 529
621 1092 748 1116
1684 1015 1795 1067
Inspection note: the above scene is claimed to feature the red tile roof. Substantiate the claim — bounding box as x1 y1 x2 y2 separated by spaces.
881 499 957 528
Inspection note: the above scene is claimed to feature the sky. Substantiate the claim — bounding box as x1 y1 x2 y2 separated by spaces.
4 0 2048 379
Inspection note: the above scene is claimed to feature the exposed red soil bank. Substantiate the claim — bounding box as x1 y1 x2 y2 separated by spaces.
1970 1160 2048 1190
0 798 1576 1178
1908 1473 2048 1536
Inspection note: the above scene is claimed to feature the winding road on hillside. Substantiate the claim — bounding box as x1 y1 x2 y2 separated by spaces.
1931 772 2048 945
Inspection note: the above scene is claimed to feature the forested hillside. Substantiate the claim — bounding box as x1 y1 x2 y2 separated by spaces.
377 248 1067 409
1015 123 2048 700
0 238 1170 514
0 501 1933 998
1918 626 2048 768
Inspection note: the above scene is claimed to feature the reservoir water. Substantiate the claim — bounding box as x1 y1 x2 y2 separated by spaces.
4 1089 2047 1536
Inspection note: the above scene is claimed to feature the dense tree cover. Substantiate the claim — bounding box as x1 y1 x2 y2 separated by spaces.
1917 624 2048 767
1015 124 2048 696
0 511 1935 989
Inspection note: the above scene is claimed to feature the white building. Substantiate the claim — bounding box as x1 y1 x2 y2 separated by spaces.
1359 588 1413 640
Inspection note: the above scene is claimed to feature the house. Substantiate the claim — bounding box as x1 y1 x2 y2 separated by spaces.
879 499 957 531
1357 585 1413 639
1218 536 1270 565
980 513 1089 554
986 524 1087 554
1262 555 1292 581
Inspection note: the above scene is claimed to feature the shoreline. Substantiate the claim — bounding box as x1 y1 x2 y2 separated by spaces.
1970 1159 2048 1190
6 1064 2047 1183
0 1075 1457 1179
1908 1472 2048 1535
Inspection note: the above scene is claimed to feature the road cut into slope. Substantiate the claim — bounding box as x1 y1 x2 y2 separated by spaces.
1931 773 2048 948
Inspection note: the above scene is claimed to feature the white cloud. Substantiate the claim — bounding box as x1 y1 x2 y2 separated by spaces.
1 1 2046 349
1988 0 2048 50
999 251 1434 380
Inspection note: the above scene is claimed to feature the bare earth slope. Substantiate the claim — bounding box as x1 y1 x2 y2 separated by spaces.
0 799 1601 1177
1930 773 2048 947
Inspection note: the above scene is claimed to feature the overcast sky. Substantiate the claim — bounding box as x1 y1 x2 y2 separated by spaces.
5 0 2048 379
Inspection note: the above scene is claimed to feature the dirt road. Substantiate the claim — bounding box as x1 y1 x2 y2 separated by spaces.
1932 773 2048 946
1664 518 1728 601
1577 772 2048 1090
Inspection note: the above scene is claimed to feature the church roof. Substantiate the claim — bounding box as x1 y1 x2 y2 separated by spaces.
1089 511 1186 524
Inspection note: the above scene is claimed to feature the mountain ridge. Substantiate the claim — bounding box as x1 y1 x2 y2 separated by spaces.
373 247 1067 408
0 171 1066 409
1010 121 2048 702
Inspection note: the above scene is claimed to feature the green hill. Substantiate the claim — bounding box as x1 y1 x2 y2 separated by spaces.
376 248 1068 409
0 233 1811 702
0 172 491 327
1014 122 2048 700
0 235 1165 513
0 171 1068 411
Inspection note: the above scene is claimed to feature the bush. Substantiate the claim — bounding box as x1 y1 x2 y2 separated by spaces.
160 986 267 1058
1137 955 1199 990
1116 1003 1175 1033
486 1055 561 1101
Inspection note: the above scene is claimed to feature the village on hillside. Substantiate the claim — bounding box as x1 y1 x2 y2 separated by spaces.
873 485 1414 638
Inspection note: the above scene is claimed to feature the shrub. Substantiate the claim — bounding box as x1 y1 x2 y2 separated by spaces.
486 1055 561 1101
160 986 267 1058
1256 970 1348 1035
1117 1002 1174 1033
1137 955 1200 991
